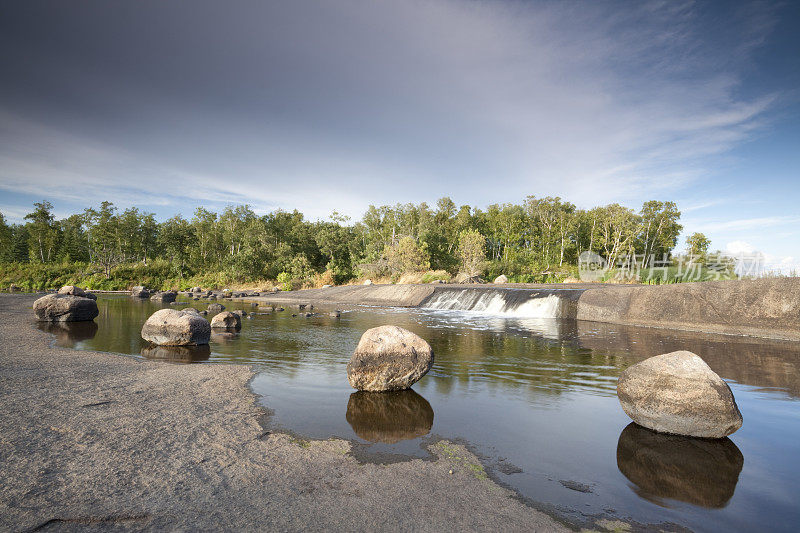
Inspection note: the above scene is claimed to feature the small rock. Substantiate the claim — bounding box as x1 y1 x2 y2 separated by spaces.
207 303 226 313
363 279 373 285
329 310 341 318
493 274 509 284
150 291 177 303
617 350 743 438
131 285 150 298
346 325 434 391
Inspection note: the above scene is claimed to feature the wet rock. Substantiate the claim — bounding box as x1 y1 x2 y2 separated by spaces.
250 302 259 307
345 390 434 444
346 325 434 391
493 275 509 284
210 311 241 331
141 344 211 363
207 303 226 313
275 307 284 312
150 291 178 303
616 422 743 508
559 480 593 493
617 350 743 438
83 291 97 300
329 310 341 318
141 308 211 346
303 312 313 318
182 307 200 315
131 285 150 298
33 294 99 322
232 309 247 317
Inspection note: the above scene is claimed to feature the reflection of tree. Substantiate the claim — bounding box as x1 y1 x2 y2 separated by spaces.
617 423 743 508
346 390 433 444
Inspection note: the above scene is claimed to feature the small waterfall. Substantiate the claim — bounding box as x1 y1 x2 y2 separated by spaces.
421 288 568 319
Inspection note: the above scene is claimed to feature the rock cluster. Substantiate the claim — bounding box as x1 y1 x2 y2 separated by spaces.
141 308 211 346
131 286 150 298
617 350 743 438
33 293 99 322
346 325 434 392
150 291 177 303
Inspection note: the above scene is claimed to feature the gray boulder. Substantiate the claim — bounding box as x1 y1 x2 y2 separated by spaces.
131 286 150 298
346 326 434 392
493 274 509 284
33 293 99 322
58 285 86 297
211 311 241 330
150 291 177 303
617 351 743 438
207 303 225 313
141 308 211 346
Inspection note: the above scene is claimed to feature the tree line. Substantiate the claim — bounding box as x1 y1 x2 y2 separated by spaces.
0 197 691 285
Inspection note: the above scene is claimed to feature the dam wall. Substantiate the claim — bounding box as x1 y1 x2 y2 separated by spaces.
252 278 800 340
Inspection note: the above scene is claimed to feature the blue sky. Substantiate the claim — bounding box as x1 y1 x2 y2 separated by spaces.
0 0 798 271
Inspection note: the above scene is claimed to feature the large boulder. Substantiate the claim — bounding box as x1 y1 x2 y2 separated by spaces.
33 294 99 322
141 308 211 346
150 291 177 303
346 326 434 391
617 351 743 438
131 286 150 298
210 311 241 330
493 274 509 284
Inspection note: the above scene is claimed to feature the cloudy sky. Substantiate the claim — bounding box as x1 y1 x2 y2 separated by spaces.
1 1 798 270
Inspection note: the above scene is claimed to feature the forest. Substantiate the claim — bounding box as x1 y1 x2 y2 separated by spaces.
0 197 714 291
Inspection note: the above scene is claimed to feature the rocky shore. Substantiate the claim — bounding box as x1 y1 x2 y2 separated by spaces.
0 294 565 532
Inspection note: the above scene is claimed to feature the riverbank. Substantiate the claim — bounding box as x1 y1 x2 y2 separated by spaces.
0 294 567 532
251 278 800 341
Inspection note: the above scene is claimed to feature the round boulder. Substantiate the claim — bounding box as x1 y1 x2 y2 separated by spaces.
141 308 211 346
617 350 743 438
346 325 434 392
58 285 86 297
210 311 241 331
493 274 509 284
150 291 177 303
207 302 225 313
33 294 99 322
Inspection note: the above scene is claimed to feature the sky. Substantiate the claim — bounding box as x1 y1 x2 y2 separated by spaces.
0 0 798 271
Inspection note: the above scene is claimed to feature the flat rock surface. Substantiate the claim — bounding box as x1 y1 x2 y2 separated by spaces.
0 294 566 532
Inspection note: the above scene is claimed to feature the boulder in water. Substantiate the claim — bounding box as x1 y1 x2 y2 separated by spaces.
493 275 509 284
58 285 86 297
150 291 177 303
347 326 434 391
210 311 241 330
131 286 150 298
33 293 99 322
207 303 225 313
141 308 211 346
617 350 743 438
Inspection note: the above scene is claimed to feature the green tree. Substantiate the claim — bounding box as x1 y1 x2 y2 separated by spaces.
24 201 58 263
686 232 711 258
458 229 487 277
383 236 430 276
84 201 123 277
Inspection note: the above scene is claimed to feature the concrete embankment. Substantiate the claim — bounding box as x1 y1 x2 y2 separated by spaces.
253 278 800 340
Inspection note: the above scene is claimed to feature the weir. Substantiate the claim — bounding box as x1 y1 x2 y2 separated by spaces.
420 287 582 319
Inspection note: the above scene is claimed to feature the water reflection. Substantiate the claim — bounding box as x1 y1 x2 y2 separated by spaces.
211 331 240 343
37 320 98 348
345 390 434 444
141 344 211 363
616 422 743 508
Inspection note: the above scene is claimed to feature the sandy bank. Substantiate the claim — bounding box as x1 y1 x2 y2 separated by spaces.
0 294 566 532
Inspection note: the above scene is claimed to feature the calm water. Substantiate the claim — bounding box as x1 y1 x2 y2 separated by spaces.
47 295 800 532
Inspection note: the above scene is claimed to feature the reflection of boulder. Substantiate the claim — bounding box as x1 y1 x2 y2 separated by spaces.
345 390 434 444
141 344 211 363
616 422 743 508
211 331 239 343
38 320 99 347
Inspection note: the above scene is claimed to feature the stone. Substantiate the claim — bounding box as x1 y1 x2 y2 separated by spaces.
182 307 200 315
210 311 241 330
131 286 150 298
84 292 97 300
493 274 509 284
322 284 332 289
232 309 247 317
207 303 226 313
363 279 373 285
191 286 202 293
617 351 743 438
141 308 211 346
33 294 99 322
329 310 341 318
346 326 434 392
150 291 177 303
